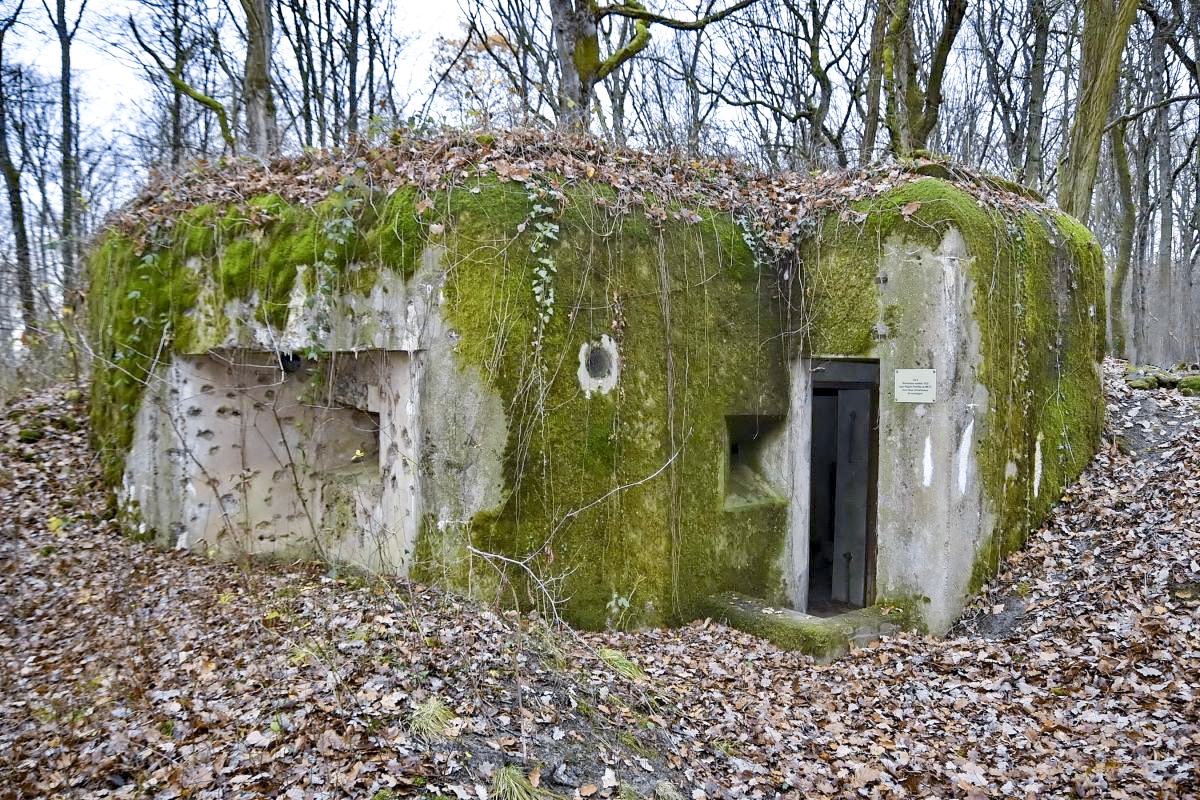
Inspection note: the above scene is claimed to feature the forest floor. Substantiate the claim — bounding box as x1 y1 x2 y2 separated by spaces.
1 359 1197 800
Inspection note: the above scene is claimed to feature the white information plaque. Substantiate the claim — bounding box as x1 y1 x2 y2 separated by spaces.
894 369 936 403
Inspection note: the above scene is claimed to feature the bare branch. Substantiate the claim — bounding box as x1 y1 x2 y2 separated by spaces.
597 0 757 31
128 15 236 153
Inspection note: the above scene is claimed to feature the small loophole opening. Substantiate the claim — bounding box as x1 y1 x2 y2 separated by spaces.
585 346 612 379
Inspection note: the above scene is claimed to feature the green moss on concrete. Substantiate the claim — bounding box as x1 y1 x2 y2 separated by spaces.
90 166 1103 633
178 204 219 258
703 591 916 661
965 207 1104 594
87 233 202 482
433 178 789 629
88 185 430 483
800 179 1104 603
361 187 426 279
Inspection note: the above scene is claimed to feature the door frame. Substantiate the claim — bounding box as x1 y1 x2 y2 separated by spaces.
809 359 880 607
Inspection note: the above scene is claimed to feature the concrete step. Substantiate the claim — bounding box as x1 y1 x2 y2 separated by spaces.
702 591 919 662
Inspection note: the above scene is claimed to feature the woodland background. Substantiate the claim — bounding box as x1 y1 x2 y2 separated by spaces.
0 0 1196 385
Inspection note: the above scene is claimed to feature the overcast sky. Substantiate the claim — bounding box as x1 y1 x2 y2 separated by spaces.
10 0 467 142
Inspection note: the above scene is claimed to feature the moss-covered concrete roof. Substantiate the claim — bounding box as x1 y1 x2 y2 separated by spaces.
108 127 1054 254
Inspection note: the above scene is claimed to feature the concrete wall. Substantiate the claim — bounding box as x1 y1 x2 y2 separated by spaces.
869 228 992 632
124 350 403 566
783 229 990 630
105 176 1102 633
123 247 507 575
787 213 1101 633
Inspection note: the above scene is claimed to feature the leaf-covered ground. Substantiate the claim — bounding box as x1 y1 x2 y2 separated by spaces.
1 360 1197 799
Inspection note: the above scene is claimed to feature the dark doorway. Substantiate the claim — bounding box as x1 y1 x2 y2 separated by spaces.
808 361 879 614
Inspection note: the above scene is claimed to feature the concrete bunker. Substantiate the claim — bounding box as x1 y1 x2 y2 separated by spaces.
88 135 1105 648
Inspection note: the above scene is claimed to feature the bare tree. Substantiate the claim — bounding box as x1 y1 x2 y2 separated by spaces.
239 0 277 154
715 0 868 167
1059 0 1139 223
40 0 85 293
275 0 409 145
0 1 34 341
972 0 1058 187
879 0 967 156
128 4 237 156
458 0 757 129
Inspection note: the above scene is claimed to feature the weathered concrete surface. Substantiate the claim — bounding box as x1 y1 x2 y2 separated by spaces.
703 591 909 662
96 167 1104 635
782 229 991 632
870 227 993 634
791 186 1105 633
123 248 507 575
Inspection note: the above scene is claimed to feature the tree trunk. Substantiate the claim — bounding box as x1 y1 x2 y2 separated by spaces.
49 0 80 292
1109 114 1133 357
346 0 359 136
1130 127 1154 362
1021 0 1050 189
1058 0 1138 224
240 0 277 155
168 0 185 165
860 0 887 164
882 0 967 156
1152 29 1176 364
0 63 36 340
548 0 600 127
882 0 913 154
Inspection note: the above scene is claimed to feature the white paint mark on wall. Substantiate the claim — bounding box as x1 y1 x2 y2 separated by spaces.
1033 432 1044 497
923 436 933 487
957 419 974 494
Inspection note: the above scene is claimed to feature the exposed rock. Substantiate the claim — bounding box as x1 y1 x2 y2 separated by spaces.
1123 362 1200 393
